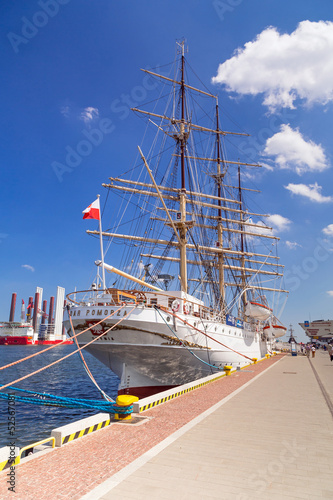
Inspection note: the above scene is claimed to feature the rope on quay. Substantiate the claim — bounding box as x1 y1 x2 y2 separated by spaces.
0 305 137 392
155 306 254 362
0 386 133 413
67 305 114 402
0 305 127 373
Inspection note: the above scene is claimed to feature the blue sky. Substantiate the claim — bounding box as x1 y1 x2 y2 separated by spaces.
1 0 333 342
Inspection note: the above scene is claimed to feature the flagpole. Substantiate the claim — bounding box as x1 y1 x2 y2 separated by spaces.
97 194 106 290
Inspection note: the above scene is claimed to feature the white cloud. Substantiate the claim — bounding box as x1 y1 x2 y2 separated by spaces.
327 291 333 296
263 124 328 174
60 105 70 118
212 21 333 110
22 264 35 272
246 214 291 237
267 214 292 232
80 107 99 124
286 241 302 250
285 183 332 203
322 224 333 236
260 162 274 172
245 218 272 236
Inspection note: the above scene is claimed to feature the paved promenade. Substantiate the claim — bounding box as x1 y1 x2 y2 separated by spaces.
0 352 332 499
87 351 333 500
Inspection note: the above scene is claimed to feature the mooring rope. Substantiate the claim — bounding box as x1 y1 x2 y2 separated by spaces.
0 305 136 392
154 307 225 370
159 307 254 361
67 306 115 402
0 386 132 413
0 305 126 373
154 306 253 372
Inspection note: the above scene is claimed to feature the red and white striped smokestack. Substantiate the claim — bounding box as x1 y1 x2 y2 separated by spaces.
41 300 47 325
32 292 39 334
48 296 55 324
9 293 17 322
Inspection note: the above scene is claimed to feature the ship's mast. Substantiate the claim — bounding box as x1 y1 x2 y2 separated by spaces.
96 45 287 303
178 40 188 293
238 165 247 311
216 99 225 311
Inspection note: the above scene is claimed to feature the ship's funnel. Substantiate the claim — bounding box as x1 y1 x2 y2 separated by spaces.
9 293 17 322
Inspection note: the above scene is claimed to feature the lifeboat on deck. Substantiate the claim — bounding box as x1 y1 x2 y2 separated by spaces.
263 323 287 339
245 301 272 321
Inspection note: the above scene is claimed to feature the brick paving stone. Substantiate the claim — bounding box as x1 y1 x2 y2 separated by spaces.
0 356 281 499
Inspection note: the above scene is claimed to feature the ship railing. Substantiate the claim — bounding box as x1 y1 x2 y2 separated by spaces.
66 288 228 323
38 323 55 339
65 289 264 333
66 288 128 306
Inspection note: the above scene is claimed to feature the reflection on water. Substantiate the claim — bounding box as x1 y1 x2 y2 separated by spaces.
0 345 119 448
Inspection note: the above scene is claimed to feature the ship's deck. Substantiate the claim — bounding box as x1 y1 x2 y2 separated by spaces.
1 351 332 499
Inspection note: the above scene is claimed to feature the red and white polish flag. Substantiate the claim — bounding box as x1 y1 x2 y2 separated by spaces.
82 198 100 220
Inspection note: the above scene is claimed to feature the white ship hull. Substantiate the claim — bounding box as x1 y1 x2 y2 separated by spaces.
64 300 269 397
0 323 38 345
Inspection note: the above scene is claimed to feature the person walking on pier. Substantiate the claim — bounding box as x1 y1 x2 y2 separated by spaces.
311 345 316 358
306 344 311 357
327 344 333 362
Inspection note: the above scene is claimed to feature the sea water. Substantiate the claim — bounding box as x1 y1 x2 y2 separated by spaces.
0 345 119 448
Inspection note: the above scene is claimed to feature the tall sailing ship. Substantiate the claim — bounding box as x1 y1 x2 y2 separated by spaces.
64 42 288 398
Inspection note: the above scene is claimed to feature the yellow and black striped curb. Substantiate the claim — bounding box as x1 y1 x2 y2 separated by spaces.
0 456 19 472
138 356 271 412
61 418 111 445
139 372 227 412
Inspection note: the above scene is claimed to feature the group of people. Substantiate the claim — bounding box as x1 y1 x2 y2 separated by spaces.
304 344 316 358
301 343 333 361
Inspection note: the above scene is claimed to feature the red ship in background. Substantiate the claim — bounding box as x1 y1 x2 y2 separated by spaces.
0 287 73 345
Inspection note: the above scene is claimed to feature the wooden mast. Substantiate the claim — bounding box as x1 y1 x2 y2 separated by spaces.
238 164 247 312
178 40 187 293
216 98 225 311
92 44 287 311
